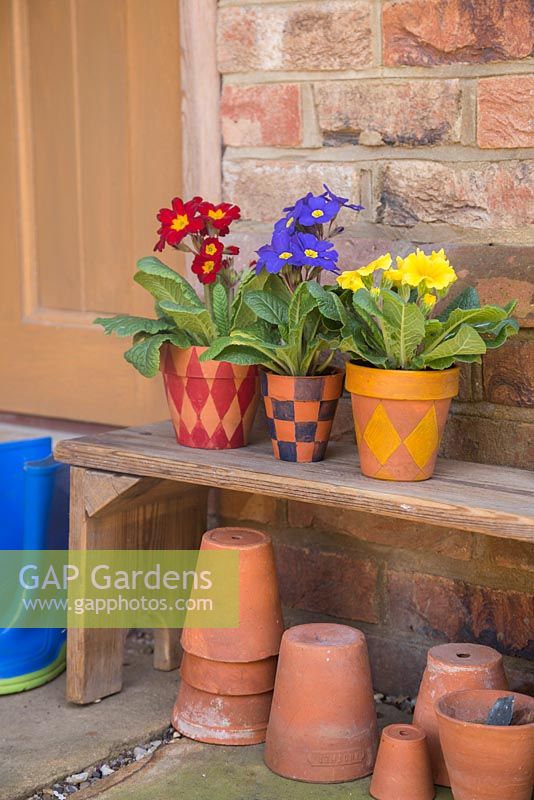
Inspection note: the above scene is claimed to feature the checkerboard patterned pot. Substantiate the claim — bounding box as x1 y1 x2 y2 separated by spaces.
161 345 259 449
345 364 460 481
260 369 344 463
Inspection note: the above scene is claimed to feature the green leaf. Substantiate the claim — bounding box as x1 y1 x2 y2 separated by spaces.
124 332 190 378
437 286 480 321
94 314 174 337
288 283 317 332
135 257 203 308
306 281 344 323
422 324 486 366
381 291 425 368
244 291 289 327
231 269 270 329
158 301 217 345
212 283 230 336
423 305 516 356
201 335 286 373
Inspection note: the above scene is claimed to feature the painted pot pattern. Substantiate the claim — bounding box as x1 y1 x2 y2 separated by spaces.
161 345 259 449
346 364 460 481
260 370 344 463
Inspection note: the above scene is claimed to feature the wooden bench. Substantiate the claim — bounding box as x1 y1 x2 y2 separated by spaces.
55 420 534 704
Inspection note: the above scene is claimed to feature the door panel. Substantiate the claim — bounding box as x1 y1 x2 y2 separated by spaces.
0 0 182 424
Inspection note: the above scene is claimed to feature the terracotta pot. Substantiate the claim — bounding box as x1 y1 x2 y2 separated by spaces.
436 689 534 800
345 363 460 481
370 724 435 800
181 527 283 662
172 679 272 745
161 345 259 449
264 623 378 783
413 643 508 786
180 652 277 696
260 369 344 462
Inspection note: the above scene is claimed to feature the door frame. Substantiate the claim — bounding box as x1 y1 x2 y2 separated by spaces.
179 0 221 202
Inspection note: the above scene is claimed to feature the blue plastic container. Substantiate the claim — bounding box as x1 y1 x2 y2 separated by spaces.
0 437 69 694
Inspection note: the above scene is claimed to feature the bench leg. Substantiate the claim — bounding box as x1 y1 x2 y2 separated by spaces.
66 467 208 704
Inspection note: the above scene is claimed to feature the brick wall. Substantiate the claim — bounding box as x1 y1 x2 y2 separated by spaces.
216 0 534 694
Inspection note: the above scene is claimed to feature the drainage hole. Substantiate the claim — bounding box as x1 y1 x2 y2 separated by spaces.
398 730 411 736
456 653 471 658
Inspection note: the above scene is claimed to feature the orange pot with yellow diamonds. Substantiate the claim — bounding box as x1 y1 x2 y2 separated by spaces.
345 363 459 481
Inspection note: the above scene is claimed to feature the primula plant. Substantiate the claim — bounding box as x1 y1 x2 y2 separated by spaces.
335 249 518 370
201 186 363 375
95 196 267 377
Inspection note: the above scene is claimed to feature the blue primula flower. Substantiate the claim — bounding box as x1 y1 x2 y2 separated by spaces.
282 192 312 218
274 213 297 235
322 184 364 212
297 232 339 272
256 230 303 274
297 194 340 227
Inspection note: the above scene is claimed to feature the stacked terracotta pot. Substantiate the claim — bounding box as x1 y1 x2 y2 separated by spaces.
172 527 283 744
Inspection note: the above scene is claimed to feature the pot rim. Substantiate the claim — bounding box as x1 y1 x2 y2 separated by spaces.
436 689 534 731
259 366 344 380
346 361 460 400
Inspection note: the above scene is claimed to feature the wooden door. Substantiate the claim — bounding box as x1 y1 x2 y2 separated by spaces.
0 0 182 425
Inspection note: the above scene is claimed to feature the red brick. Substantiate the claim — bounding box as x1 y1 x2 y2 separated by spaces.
485 539 534 574
287 502 474 561
387 570 534 658
482 338 534 407
379 161 534 229
274 541 379 623
383 0 534 66
218 490 280 525
442 410 534 469
221 83 301 148
223 159 361 222
218 2 372 73
315 79 462 146
478 76 534 149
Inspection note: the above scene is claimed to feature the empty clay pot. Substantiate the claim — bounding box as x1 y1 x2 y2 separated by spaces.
181 527 283 662
172 680 273 745
264 623 378 783
180 652 277 696
413 643 508 786
370 724 435 800
436 689 534 800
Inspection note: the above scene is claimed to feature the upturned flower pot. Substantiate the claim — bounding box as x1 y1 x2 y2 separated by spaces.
260 369 344 463
370 724 435 800
264 623 378 783
413 643 508 786
172 680 273 745
161 345 259 449
180 652 277 696
436 689 534 800
345 363 460 481
181 527 283 662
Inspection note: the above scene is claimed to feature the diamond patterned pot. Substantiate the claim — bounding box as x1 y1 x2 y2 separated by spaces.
161 345 259 449
345 364 460 481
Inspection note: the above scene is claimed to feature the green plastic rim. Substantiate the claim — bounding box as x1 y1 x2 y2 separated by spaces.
0 643 66 695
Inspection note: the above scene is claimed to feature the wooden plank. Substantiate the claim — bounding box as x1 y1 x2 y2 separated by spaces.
55 422 534 542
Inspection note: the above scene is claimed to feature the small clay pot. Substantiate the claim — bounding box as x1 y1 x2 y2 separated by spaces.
413 643 508 786
370 724 435 800
260 369 344 462
436 689 534 800
264 623 378 783
181 527 283 662
180 652 277 696
345 363 460 480
172 680 272 745
161 345 259 449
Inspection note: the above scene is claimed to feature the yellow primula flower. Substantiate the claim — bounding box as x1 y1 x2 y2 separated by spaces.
337 271 365 292
383 268 404 284
396 248 457 290
423 293 437 308
357 253 392 276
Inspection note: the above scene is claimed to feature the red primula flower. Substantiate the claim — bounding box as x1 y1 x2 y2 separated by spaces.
224 245 240 256
199 202 241 235
154 197 204 251
192 253 222 284
198 237 224 260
